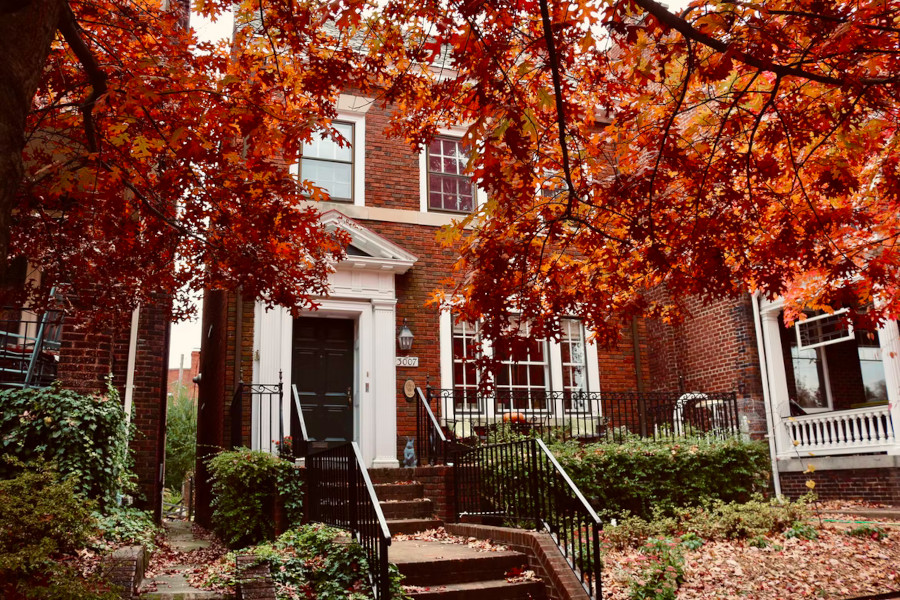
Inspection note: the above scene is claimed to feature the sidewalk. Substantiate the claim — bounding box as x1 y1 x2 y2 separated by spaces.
138 520 225 600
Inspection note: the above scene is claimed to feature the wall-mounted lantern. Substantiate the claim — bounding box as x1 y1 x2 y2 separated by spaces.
397 319 414 351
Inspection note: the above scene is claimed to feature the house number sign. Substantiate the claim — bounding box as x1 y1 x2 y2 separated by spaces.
396 356 419 367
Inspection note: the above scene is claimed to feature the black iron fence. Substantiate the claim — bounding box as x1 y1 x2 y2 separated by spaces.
455 438 603 599
307 443 392 600
422 388 740 453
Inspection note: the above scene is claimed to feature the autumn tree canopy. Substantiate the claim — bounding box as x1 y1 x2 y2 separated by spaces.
4 0 899 340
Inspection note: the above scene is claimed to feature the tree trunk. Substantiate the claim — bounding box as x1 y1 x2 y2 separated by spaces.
0 0 65 280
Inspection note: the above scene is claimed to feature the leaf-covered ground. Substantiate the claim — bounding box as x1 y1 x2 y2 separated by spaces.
602 513 900 599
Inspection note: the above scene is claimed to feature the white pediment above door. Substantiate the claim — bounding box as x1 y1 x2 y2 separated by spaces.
320 210 417 274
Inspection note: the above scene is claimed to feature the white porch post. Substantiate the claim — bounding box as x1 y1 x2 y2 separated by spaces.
879 320 900 455
371 298 400 468
761 309 793 457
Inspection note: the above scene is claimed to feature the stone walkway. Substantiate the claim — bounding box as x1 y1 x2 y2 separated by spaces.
139 520 224 600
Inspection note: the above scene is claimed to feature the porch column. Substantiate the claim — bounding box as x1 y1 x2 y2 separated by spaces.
371 298 400 468
879 320 900 454
760 309 792 457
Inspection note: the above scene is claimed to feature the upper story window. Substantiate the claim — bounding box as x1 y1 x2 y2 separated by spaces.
300 121 354 203
427 137 474 213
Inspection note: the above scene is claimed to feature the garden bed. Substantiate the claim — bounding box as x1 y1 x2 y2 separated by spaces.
601 506 900 600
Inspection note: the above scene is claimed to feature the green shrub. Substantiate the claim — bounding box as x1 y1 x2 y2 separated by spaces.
628 537 684 600
0 385 132 508
93 505 159 552
675 496 808 540
0 460 96 573
164 384 197 490
0 461 119 600
195 524 408 600
845 524 888 541
784 521 818 540
208 448 303 548
602 496 809 549
550 436 770 520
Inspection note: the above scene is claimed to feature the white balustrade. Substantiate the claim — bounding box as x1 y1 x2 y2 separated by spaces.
780 405 895 457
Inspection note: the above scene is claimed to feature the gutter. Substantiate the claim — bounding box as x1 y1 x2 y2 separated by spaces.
124 305 140 424
751 292 782 497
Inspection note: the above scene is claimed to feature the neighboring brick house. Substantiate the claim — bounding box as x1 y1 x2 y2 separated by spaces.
168 350 200 396
0 274 170 520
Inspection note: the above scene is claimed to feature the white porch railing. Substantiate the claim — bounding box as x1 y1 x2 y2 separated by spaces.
780 405 895 458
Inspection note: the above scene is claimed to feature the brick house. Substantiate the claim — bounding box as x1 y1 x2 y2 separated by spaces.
207 93 724 468
202 90 900 504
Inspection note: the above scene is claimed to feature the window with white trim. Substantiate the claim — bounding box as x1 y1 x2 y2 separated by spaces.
427 137 474 212
447 315 594 413
300 121 354 202
452 320 480 412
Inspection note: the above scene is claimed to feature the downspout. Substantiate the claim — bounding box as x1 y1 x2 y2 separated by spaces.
752 292 782 497
631 317 648 437
124 305 140 424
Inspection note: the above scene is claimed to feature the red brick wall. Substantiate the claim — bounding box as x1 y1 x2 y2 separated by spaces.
365 105 421 212
645 293 767 438
780 468 900 505
56 299 171 520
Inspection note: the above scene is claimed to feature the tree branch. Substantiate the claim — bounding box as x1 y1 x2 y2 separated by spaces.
631 0 895 86
57 3 107 152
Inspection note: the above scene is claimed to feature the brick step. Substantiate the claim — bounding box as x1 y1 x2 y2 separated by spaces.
368 466 446 485
379 499 434 520
404 579 545 600
386 518 444 535
392 543 528 586
374 482 425 501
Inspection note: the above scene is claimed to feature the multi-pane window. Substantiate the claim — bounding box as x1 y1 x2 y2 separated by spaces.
450 317 591 412
494 320 550 411
857 330 888 404
561 318 589 411
301 122 353 202
428 137 474 212
452 320 480 412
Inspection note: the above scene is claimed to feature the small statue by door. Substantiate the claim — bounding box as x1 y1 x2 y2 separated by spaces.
403 438 417 468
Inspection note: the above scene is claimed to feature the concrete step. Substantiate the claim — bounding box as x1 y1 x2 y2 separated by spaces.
375 482 425 501
139 571 226 600
391 539 531 587
404 579 545 600
380 498 434 520
387 518 444 535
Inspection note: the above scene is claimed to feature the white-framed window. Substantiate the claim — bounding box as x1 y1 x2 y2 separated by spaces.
796 308 853 350
301 121 354 202
789 344 833 412
426 137 474 213
439 311 600 413
291 112 366 207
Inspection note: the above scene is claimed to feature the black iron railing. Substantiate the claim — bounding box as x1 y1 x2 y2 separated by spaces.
230 378 287 455
426 387 740 446
455 438 603 599
307 443 391 600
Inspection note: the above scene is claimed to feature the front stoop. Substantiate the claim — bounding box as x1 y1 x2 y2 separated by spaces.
392 539 545 600
371 471 444 534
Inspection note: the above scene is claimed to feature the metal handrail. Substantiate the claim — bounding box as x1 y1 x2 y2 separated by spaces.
291 384 310 458
415 386 449 465
306 442 392 600
455 438 603 599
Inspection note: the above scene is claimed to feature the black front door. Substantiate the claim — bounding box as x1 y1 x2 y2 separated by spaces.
291 317 355 452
